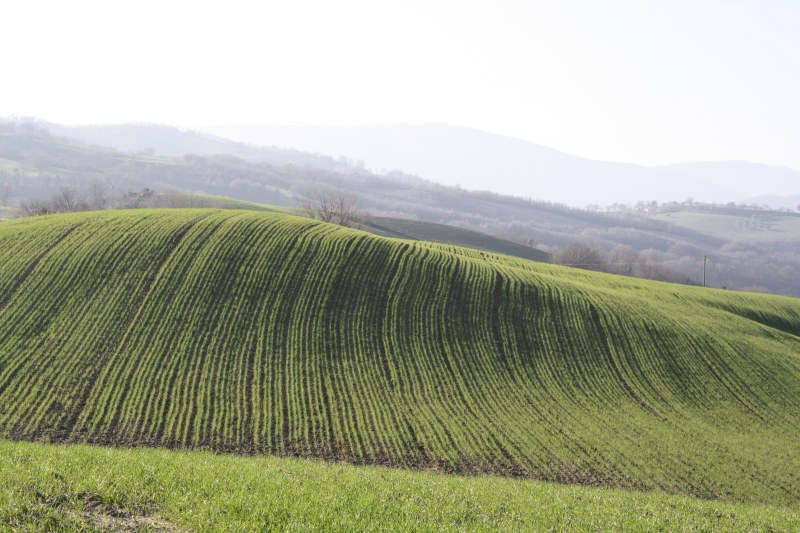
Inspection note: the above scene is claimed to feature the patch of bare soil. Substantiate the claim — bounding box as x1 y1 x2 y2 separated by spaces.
62 493 183 532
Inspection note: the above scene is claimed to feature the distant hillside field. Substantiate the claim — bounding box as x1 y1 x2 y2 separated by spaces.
0 210 799 508
156 192 290 213
655 209 800 242
365 216 549 262
0 206 20 220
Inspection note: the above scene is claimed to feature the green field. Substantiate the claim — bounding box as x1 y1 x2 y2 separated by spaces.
3 439 798 532
176 195 549 261
0 206 20 220
156 194 550 262
0 209 799 513
655 209 800 241
157 192 292 212
365 217 549 262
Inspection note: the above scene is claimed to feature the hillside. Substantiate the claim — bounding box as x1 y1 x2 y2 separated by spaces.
144 194 551 262
201 123 739 206
0 206 19 220
3 121 799 296
654 208 800 242
365 217 549 262
1 209 799 508
41 122 365 173
658 161 800 203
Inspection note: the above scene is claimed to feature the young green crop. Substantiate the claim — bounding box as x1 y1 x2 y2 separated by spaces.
0 209 798 509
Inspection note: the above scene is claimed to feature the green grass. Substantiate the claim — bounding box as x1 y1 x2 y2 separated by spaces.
0 158 21 171
655 210 800 241
365 216 549 262
1 439 798 532
0 209 798 510
0 206 20 220
157 192 292 212
162 194 550 261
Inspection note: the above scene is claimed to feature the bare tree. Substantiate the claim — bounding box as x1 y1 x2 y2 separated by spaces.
21 198 52 216
296 188 368 228
158 190 195 208
0 182 12 206
50 187 84 213
87 179 109 210
606 244 638 276
20 187 88 217
553 242 607 272
118 188 158 209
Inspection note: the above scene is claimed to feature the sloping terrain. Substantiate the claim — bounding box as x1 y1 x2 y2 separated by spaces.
655 208 800 242
150 194 550 262
0 206 19 220
4 121 800 296
658 161 800 203
201 123 736 206
3 439 798 531
42 122 364 172
0 210 799 507
365 217 549 262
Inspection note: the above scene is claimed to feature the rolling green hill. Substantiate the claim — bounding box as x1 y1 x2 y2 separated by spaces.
0 210 799 508
155 193 551 262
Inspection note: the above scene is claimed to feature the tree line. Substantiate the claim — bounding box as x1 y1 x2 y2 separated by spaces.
2 121 798 296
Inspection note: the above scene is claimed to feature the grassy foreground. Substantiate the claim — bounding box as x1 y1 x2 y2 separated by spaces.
1 439 798 532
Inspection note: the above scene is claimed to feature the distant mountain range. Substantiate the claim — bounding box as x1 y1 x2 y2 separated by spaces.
28 120 800 208
202 123 800 208
41 122 361 174
744 193 800 209
657 161 800 208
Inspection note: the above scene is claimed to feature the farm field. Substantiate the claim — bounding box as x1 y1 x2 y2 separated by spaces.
155 193 550 262
0 209 799 512
654 209 800 241
157 192 291 212
2 439 798 532
365 216 549 262
0 206 20 220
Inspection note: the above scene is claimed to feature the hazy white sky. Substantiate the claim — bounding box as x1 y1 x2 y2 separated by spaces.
2 0 798 168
